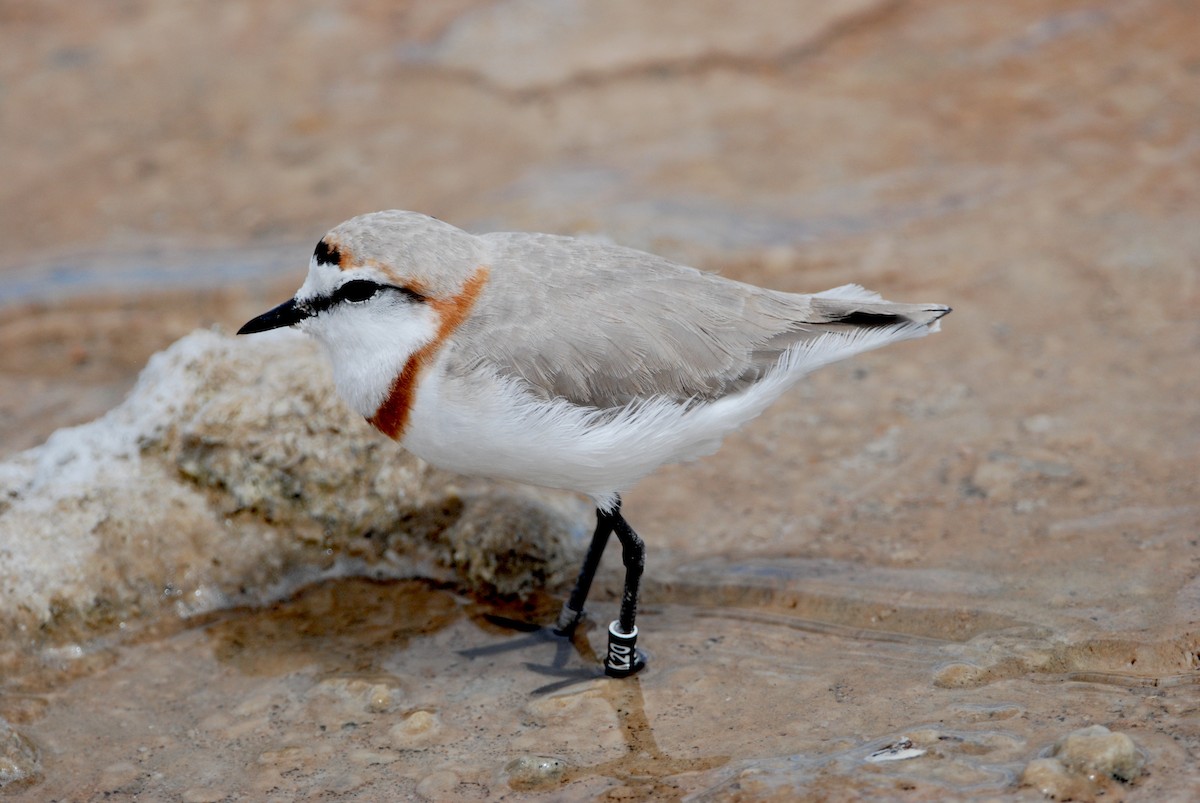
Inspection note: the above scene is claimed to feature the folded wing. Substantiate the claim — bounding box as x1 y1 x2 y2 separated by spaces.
448 232 948 409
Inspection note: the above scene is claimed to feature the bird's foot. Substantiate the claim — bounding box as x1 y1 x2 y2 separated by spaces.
552 603 587 637
603 621 646 678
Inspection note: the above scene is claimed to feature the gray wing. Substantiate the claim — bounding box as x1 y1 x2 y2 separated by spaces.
447 232 947 409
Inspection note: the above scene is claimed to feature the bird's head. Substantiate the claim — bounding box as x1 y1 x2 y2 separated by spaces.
238 210 489 423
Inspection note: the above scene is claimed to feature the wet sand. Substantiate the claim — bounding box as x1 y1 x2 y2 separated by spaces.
2 1 1198 798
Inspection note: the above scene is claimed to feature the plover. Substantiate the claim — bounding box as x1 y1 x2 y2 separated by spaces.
239 210 950 677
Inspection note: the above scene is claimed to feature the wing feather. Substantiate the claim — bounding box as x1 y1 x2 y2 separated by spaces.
446 232 947 409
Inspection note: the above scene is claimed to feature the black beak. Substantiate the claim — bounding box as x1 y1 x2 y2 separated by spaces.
237 298 309 335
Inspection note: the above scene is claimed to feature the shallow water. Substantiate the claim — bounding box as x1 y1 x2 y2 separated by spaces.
4 553 1195 800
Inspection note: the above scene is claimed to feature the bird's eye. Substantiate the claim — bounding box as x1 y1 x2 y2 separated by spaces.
336 280 380 303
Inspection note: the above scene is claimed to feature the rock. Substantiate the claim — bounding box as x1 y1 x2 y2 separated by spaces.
0 329 581 646
1021 757 1095 801
0 718 40 790
1021 725 1145 800
1050 724 1144 783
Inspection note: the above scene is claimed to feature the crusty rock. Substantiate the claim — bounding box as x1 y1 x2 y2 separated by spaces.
0 329 582 644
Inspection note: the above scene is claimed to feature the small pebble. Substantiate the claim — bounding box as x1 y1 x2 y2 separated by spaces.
389 710 442 748
504 754 569 789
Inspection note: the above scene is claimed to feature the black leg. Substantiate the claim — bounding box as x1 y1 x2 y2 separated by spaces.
554 505 615 635
552 496 648 678
611 511 644 635
605 506 647 678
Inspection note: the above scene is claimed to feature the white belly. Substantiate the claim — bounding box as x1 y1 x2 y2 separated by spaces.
400 359 799 510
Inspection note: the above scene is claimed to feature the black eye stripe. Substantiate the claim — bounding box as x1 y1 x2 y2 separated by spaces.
301 281 426 317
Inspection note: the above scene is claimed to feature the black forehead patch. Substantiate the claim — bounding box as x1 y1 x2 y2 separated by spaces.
313 239 342 267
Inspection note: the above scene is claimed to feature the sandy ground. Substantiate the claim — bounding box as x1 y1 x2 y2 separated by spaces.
2 0 1198 799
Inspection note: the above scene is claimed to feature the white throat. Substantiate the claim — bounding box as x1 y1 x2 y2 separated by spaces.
302 301 440 419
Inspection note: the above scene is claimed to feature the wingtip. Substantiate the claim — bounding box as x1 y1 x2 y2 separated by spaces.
927 305 952 321
920 306 951 334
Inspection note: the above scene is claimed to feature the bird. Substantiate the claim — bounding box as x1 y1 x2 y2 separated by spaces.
238 209 950 677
